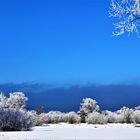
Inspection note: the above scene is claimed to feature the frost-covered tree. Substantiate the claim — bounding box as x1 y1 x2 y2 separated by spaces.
0 108 34 131
80 98 100 114
79 98 100 122
0 93 8 108
109 0 140 36
7 92 28 109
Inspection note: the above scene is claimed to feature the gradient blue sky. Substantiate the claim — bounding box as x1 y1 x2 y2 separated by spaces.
0 0 140 84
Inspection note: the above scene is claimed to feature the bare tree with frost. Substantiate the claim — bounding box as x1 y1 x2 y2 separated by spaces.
109 0 140 37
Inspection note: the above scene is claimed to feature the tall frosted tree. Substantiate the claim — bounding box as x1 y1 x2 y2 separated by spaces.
79 98 100 122
7 92 28 109
109 0 140 36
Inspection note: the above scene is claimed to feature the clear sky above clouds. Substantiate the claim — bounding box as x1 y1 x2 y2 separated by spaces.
0 0 140 84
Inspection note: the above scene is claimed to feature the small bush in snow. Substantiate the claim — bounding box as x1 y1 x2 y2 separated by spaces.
38 111 81 125
0 108 34 131
109 113 124 123
38 111 65 125
86 112 107 124
38 113 49 125
65 112 81 124
131 110 140 124
104 111 124 123
104 107 134 124
28 110 38 126
116 107 133 123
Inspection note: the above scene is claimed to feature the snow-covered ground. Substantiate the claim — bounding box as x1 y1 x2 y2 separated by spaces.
0 123 140 140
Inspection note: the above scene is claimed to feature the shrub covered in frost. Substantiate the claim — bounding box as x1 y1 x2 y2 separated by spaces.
38 113 50 125
0 92 34 131
0 108 34 131
28 110 39 126
115 107 133 123
65 112 81 124
86 112 107 124
131 110 140 124
106 112 124 123
104 107 134 124
103 110 115 123
37 111 81 125
38 111 65 125
46 111 65 123
104 111 124 123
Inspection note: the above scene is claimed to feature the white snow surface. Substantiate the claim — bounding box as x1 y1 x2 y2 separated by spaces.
0 123 140 140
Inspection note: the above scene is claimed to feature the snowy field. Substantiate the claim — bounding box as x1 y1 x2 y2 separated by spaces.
0 123 140 140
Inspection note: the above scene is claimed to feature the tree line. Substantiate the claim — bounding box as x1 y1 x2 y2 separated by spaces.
0 92 140 131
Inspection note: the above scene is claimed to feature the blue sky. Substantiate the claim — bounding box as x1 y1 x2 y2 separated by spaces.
0 0 140 84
